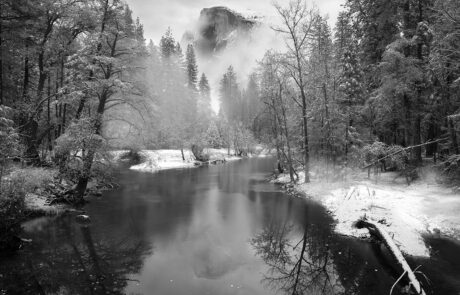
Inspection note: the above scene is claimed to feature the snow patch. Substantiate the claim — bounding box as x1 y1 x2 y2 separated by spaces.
323 185 429 257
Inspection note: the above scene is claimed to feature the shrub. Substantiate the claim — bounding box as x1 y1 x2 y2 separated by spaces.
6 168 55 194
0 168 54 251
0 187 25 251
358 141 387 167
0 187 25 228
0 168 55 229
385 145 409 171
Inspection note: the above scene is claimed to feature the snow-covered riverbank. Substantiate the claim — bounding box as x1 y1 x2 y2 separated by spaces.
273 168 460 257
121 148 270 173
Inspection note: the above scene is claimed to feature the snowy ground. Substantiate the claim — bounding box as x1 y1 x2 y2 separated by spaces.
129 150 197 172
127 148 251 173
273 167 460 257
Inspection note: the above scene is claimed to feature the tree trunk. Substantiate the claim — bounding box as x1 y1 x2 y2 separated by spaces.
272 108 282 166
22 43 29 100
0 11 3 105
60 56 67 134
74 151 94 200
300 89 310 183
0 157 4 192
355 218 426 295
322 83 331 163
425 116 437 157
23 119 40 165
62 103 67 134
37 48 47 102
403 94 410 147
344 117 349 164
74 99 106 200
449 117 459 154
47 74 52 153
413 114 422 162
279 85 295 182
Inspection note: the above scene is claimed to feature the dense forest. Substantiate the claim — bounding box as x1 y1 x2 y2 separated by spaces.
0 0 459 251
254 0 460 184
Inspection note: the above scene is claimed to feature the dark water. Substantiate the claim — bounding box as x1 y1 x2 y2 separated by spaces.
1 157 460 295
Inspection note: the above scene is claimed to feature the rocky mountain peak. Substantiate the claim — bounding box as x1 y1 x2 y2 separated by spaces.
183 6 259 55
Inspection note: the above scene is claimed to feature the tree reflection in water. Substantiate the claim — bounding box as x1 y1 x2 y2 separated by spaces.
0 215 152 294
251 220 345 295
250 197 413 295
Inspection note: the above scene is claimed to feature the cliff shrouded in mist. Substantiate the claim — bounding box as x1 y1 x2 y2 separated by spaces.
183 6 258 55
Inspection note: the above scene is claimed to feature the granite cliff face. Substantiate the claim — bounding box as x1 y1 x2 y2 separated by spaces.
182 6 258 55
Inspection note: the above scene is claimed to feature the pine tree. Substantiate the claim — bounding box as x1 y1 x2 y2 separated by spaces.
135 17 145 43
345 0 399 65
160 27 176 59
197 73 212 118
337 41 365 160
175 42 183 59
199 73 210 101
334 11 354 64
186 44 198 90
219 66 240 121
243 74 260 130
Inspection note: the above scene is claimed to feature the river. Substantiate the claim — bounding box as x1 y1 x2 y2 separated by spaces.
1 157 459 294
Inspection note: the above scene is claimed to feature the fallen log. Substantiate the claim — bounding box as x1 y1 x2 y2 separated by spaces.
355 218 426 295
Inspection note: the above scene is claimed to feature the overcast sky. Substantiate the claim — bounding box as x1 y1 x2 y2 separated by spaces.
125 0 345 44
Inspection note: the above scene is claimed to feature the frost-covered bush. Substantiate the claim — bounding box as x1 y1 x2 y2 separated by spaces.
359 141 387 167
204 121 224 148
358 142 411 174
55 118 106 182
7 168 55 194
232 124 256 156
0 106 21 161
385 145 409 171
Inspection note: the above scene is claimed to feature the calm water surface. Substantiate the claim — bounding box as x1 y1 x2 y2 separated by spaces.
1 158 460 294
